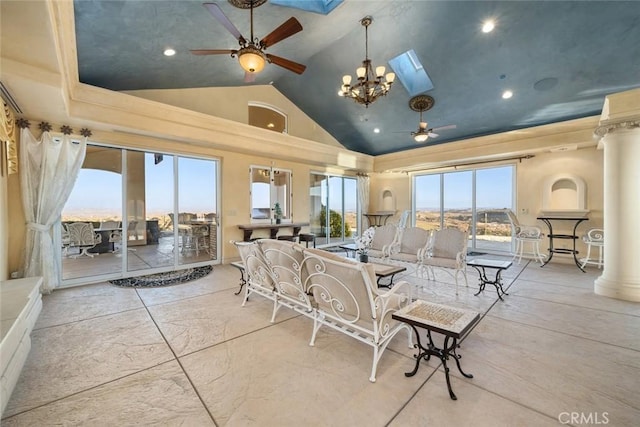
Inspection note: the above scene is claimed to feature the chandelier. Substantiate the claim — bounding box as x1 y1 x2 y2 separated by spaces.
339 16 395 107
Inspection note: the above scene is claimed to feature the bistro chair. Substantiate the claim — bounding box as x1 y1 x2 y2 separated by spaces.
580 228 604 269
505 210 545 264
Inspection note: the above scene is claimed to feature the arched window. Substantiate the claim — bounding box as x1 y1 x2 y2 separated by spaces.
248 102 287 134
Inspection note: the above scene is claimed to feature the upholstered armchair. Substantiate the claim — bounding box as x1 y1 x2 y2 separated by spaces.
422 228 469 292
367 224 400 259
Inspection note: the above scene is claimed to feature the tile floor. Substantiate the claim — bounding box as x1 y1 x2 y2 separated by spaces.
2 257 639 426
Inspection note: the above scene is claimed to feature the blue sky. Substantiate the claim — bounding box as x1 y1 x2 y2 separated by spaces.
64 153 217 217
415 166 513 209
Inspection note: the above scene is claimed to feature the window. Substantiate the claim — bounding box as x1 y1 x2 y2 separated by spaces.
250 166 292 222
413 165 514 253
248 103 287 134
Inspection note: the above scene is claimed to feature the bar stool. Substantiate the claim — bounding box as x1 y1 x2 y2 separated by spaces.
298 233 316 248
277 235 296 242
580 228 604 269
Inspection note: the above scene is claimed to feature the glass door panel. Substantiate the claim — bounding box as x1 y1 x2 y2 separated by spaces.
344 178 357 239
272 169 291 221
309 174 327 245
127 152 175 272
251 167 271 221
177 157 218 265
443 171 472 233
414 174 441 231
327 176 343 244
61 145 122 281
475 166 513 253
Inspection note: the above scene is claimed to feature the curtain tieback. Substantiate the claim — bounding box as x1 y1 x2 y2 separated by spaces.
26 222 50 232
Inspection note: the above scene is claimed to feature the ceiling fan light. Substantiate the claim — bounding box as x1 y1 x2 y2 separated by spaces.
385 72 396 83
238 48 266 73
414 133 429 142
375 66 385 78
356 67 366 79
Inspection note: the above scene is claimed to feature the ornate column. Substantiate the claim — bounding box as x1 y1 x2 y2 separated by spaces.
593 108 640 301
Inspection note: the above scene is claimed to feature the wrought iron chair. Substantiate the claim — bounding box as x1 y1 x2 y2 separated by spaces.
109 220 138 253
505 209 545 264
67 222 102 258
61 223 71 256
580 228 604 269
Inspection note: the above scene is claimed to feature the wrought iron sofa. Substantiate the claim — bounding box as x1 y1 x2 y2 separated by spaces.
232 239 413 382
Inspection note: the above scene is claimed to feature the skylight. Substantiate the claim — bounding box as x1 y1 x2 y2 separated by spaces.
388 49 434 96
269 0 343 15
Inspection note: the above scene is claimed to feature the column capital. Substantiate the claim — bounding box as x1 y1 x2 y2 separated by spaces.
594 119 640 139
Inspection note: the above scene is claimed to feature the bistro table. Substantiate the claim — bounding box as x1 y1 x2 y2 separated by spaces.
537 216 589 272
467 259 512 301
393 299 480 400
90 227 121 253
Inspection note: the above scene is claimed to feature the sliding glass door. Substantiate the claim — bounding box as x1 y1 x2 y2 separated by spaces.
413 165 514 253
61 144 219 285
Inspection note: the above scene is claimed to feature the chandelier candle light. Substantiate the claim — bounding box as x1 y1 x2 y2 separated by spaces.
339 16 395 107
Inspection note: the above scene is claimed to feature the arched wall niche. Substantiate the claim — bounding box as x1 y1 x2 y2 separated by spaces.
541 173 589 217
380 189 395 213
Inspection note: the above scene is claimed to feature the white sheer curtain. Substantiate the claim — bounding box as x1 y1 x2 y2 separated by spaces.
357 174 370 232
20 128 87 293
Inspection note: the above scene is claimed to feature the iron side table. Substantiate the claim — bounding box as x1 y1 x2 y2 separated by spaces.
467 259 513 301
392 299 480 400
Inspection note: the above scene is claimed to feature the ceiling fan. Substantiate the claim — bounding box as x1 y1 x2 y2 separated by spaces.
190 1 306 82
405 95 456 143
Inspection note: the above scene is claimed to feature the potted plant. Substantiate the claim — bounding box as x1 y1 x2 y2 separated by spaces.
355 227 375 263
274 202 283 224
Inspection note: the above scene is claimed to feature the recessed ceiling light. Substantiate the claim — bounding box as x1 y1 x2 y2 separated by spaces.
482 20 495 33
374 128 380 133
163 48 176 57
502 90 513 99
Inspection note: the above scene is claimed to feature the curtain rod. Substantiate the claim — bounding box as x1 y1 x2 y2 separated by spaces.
401 154 535 174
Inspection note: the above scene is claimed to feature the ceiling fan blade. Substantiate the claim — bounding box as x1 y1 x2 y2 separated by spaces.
260 17 303 49
266 54 306 74
244 71 256 83
431 124 457 132
203 2 246 43
190 49 237 56
428 132 439 138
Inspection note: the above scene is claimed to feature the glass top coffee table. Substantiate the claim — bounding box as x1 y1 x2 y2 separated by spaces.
467 259 512 301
